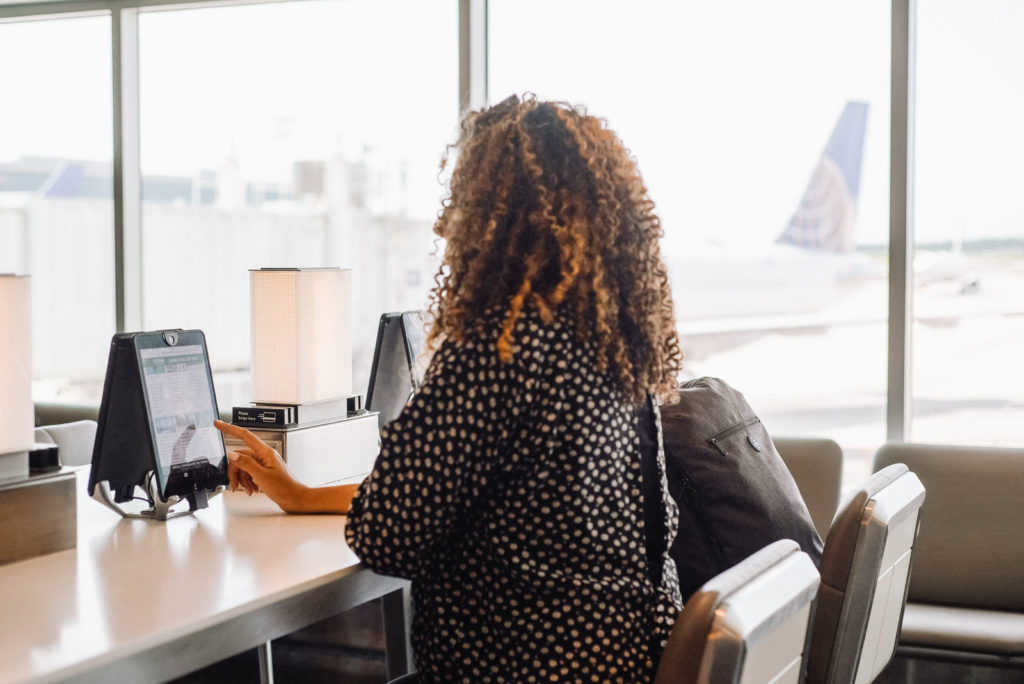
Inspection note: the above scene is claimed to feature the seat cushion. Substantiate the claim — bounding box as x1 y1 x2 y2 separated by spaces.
901 603 1024 656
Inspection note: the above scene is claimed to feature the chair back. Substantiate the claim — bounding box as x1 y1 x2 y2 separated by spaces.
874 443 1024 612
34 419 98 467
774 436 844 540
656 539 820 684
806 463 925 684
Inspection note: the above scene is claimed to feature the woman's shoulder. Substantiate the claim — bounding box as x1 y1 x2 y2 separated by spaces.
493 305 581 359
430 305 580 376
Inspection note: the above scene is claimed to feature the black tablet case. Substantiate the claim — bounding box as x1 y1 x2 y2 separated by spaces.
88 330 226 507
88 332 159 503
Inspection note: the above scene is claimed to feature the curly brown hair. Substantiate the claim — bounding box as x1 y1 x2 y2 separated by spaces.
427 94 683 404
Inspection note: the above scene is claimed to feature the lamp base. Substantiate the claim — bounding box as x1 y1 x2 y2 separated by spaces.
0 450 29 483
0 467 76 566
225 412 379 486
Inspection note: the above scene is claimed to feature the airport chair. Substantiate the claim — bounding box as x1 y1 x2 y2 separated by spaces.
34 401 99 426
655 539 820 684
34 419 98 467
774 436 844 541
805 463 926 684
874 443 1024 671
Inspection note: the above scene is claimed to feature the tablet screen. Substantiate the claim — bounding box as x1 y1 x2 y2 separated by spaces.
138 341 224 494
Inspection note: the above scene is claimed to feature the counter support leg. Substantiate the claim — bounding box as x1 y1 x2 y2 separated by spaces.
382 583 413 678
257 640 274 684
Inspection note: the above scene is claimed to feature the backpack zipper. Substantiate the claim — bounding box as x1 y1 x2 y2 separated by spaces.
708 416 761 455
679 472 724 569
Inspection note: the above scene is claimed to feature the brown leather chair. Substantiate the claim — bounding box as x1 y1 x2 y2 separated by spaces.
805 463 926 684
656 539 820 684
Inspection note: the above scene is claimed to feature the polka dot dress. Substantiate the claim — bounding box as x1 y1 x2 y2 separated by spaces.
346 308 681 683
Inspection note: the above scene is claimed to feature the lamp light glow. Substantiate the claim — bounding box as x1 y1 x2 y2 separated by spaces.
250 268 352 405
0 274 33 459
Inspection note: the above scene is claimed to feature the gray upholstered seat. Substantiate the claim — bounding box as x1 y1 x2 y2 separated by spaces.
805 463 926 684
874 443 1024 668
34 419 98 467
34 402 99 426
655 539 820 684
899 604 1024 657
774 436 844 540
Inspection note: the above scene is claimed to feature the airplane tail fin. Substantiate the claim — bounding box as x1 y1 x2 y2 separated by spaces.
776 101 869 253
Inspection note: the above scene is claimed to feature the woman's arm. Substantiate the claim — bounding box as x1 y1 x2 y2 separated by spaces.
214 420 359 514
280 481 360 514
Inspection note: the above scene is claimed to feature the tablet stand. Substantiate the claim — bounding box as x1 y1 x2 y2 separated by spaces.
90 471 225 521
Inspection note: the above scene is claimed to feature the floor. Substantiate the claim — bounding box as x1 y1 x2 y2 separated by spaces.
875 654 1023 684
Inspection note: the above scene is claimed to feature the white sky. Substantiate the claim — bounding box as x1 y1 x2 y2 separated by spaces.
1 0 1022 248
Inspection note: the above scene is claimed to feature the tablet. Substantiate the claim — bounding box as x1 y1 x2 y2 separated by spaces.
89 329 228 509
365 311 427 430
135 331 226 497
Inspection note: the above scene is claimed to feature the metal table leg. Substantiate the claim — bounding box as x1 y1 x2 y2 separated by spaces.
257 640 274 684
382 583 414 678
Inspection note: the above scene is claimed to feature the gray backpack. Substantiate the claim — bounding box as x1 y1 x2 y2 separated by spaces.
660 376 824 600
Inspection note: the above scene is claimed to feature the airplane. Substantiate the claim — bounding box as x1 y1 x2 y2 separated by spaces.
667 101 886 358
913 237 980 296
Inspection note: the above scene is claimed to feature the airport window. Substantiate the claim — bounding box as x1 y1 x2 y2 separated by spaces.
0 0 456 411
136 0 457 409
911 0 1024 447
4 0 1018 452
490 0 892 479
0 15 115 406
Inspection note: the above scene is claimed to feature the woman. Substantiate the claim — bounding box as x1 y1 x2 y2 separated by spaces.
217 94 684 682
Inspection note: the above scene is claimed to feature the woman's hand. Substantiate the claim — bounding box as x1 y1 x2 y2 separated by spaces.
214 420 310 513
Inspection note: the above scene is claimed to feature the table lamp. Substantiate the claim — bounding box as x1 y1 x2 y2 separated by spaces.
0 274 77 566
0 274 33 480
250 267 352 406
234 268 377 486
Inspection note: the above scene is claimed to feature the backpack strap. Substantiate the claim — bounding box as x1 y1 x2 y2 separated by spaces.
637 394 668 586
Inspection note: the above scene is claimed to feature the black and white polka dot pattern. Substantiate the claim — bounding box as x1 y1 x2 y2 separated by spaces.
346 308 681 683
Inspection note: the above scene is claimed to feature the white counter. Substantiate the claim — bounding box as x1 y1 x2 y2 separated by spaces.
0 468 410 684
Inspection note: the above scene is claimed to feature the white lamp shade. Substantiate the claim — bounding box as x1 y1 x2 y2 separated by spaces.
250 268 352 405
0 275 33 455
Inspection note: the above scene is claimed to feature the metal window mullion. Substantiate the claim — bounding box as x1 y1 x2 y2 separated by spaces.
458 0 487 119
112 6 143 333
887 0 916 442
